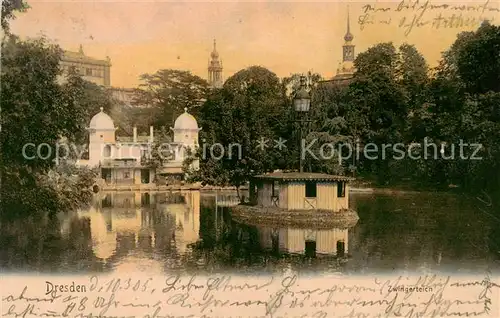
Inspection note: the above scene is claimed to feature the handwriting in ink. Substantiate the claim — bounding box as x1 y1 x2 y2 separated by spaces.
357 0 499 36
1 274 497 318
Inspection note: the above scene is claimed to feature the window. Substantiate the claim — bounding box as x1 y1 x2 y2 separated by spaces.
123 171 130 179
101 194 112 208
304 241 316 258
337 241 345 257
272 181 280 197
103 145 111 157
141 193 150 206
337 181 346 198
86 68 93 76
305 181 317 198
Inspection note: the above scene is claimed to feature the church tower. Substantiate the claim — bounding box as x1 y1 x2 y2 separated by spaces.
208 39 223 88
333 7 356 84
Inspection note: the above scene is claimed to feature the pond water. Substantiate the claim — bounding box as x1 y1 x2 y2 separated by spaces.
1 191 499 275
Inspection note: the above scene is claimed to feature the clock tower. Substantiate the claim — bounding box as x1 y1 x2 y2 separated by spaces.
331 7 356 85
208 39 223 89
342 8 355 63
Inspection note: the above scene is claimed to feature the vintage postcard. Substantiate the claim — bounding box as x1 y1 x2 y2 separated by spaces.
1 0 499 317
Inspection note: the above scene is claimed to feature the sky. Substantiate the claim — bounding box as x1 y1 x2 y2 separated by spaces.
11 0 500 88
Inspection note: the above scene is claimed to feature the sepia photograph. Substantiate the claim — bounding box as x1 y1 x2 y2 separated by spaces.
1 0 499 317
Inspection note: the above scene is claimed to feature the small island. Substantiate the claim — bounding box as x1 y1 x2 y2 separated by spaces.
232 172 359 229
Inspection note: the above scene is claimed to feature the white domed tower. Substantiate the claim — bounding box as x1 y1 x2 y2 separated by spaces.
88 107 116 166
171 108 201 149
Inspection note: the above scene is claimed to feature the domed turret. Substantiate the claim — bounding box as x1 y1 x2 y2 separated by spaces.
89 107 115 130
174 108 199 131
344 31 353 42
171 108 201 147
88 107 116 166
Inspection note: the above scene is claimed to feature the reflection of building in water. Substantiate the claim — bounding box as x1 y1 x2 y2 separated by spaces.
253 226 349 257
73 191 200 266
160 191 200 254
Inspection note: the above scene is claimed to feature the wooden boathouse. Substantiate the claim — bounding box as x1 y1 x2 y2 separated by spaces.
249 172 353 212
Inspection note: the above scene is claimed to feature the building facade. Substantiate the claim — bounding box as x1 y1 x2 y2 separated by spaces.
77 107 200 185
249 173 352 212
208 39 223 88
60 45 111 87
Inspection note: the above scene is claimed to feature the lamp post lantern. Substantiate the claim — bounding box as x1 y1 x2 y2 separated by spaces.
293 75 311 173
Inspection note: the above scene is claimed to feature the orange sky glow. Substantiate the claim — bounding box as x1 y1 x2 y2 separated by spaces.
11 0 500 88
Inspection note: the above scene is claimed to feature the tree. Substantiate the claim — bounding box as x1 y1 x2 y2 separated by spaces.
1 0 30 35
456 21 500 95
1 35 96 220
190 66 288 192
60 70 115 144
135 69 209 128
341 43 419 184
448 23 500 195
141 126 172 171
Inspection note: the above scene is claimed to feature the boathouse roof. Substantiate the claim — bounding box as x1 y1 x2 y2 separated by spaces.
252 172 354 182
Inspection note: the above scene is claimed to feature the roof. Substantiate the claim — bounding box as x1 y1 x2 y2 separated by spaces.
62 51 111 66
89 107 115 130
252 172 354 182
172 108 199 130
116 136 150 143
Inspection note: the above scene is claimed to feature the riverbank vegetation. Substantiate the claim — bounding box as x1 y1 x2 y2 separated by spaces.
1 1 98 221
2 0 499 223
189 22 500 210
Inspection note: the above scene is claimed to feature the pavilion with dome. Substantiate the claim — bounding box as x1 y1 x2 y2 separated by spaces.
78 107 201 186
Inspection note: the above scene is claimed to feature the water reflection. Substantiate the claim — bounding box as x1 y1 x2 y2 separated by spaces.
247 225 349 257
0 191 498 274
57 191 200 273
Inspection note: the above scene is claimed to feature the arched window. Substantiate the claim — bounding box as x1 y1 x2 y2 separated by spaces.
103 145 111 157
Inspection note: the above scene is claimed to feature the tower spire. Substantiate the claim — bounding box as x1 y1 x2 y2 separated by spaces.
208 39 223 88
347 5 350 34
344 5 353 42
336 5 356 78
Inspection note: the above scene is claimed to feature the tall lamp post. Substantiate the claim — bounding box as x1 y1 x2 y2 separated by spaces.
293 75 311 173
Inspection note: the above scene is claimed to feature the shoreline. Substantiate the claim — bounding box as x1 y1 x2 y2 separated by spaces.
97 184 437 195
231 205 360 229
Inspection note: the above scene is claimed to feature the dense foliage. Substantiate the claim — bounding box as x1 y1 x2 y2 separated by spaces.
134 69 210 128
190 23 500 212
2 0 499 223
1 35 97 220
186 66 290 190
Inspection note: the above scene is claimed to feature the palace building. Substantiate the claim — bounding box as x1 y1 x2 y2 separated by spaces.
77 107 200 185
208 39 223 88
59 45 111 87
